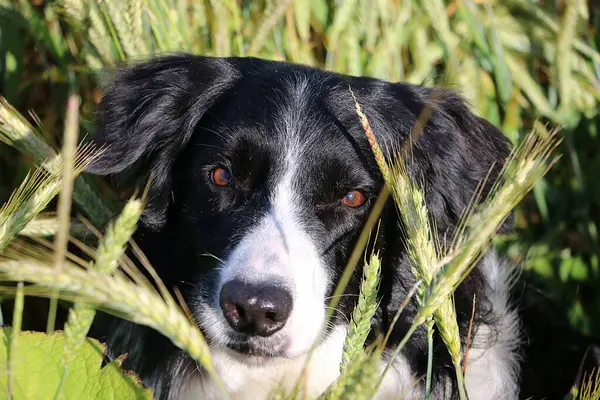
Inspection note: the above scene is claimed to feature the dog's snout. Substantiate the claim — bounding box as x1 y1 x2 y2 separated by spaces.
219 280 292 337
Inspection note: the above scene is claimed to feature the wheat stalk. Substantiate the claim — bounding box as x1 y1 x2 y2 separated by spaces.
47 94 82 335
62 0 87 23
87 1 114 64
102 0 136 59
127 0 148 55
556 0 582 119
248 0 295 55
420 128 561 326
352 89 467 398
207 0 232 56
6 282 24 400
19 215 88 238
390 160 465 397
353 86 560 394
377 125 561 391
0 253 228 398
321 344 381 400
580 368 600 400
0 99 56 163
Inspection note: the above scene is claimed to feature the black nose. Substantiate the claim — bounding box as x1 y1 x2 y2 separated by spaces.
219 280 293 337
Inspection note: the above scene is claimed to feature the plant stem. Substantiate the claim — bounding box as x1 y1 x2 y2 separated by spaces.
47 94 80 334
425 319 435 400
375 322 419 393
290 184 390 398
8 282 24 400
455 362 468 400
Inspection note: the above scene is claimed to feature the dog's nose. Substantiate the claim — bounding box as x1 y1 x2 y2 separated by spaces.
219 280 293 337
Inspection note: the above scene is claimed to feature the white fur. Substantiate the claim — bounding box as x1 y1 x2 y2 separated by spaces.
210 168 328 357
179 326 419 400
462 253 521 400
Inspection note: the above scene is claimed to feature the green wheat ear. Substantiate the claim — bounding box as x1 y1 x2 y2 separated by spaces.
0 144 99 252
62 196 144 364
416 126 562 328
352 87 468 398
322 342 381 400
340 250 382 374
20 214 89 238
377 124 561 392
0 98 115 227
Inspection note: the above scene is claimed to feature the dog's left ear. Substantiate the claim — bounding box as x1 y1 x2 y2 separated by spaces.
86 54 241 228
409 86 514 233
332 82 513 236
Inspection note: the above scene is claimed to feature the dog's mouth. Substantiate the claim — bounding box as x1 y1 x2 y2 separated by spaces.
225 341 288 358
217 333 295 363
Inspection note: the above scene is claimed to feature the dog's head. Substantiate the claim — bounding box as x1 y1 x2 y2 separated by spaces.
87 54 511 363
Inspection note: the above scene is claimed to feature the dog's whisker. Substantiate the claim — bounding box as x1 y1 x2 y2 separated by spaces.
325 306 350 324
324 293 360 300
198 252 231 272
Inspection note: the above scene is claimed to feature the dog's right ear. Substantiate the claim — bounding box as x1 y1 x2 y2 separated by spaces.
87 54 240 175
86 54 241 228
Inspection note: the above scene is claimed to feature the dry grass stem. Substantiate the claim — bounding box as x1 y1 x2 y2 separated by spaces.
463 294 477 375
48 94 81 334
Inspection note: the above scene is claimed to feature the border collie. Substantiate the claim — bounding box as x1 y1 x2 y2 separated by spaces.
86 54 521 400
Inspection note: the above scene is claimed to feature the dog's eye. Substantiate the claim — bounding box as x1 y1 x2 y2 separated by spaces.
210 167 232 186
342 190 367 208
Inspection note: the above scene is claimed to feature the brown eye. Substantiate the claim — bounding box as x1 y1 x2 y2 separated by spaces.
342 190 367 208
210 167 232 186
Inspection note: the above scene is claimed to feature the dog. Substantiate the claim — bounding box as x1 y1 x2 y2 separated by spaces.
86 54 521 400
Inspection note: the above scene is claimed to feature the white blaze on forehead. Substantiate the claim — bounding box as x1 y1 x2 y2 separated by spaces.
219 161 328 356
218 77 329 356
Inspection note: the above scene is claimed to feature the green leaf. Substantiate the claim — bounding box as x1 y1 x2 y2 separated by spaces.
0 10 24 104
0 328 153 400
16 0 69 68
294 0 311 42
310 0 329 32
456 0 491 57
484 1 513 104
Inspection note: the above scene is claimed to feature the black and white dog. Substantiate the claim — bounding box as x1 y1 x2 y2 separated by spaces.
86 54 521 399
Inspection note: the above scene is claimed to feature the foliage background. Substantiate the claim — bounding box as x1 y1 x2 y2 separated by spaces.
0 0 599 392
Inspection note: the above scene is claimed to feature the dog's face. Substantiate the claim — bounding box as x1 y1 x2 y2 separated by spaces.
168 76 383 359
87 55 511 364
